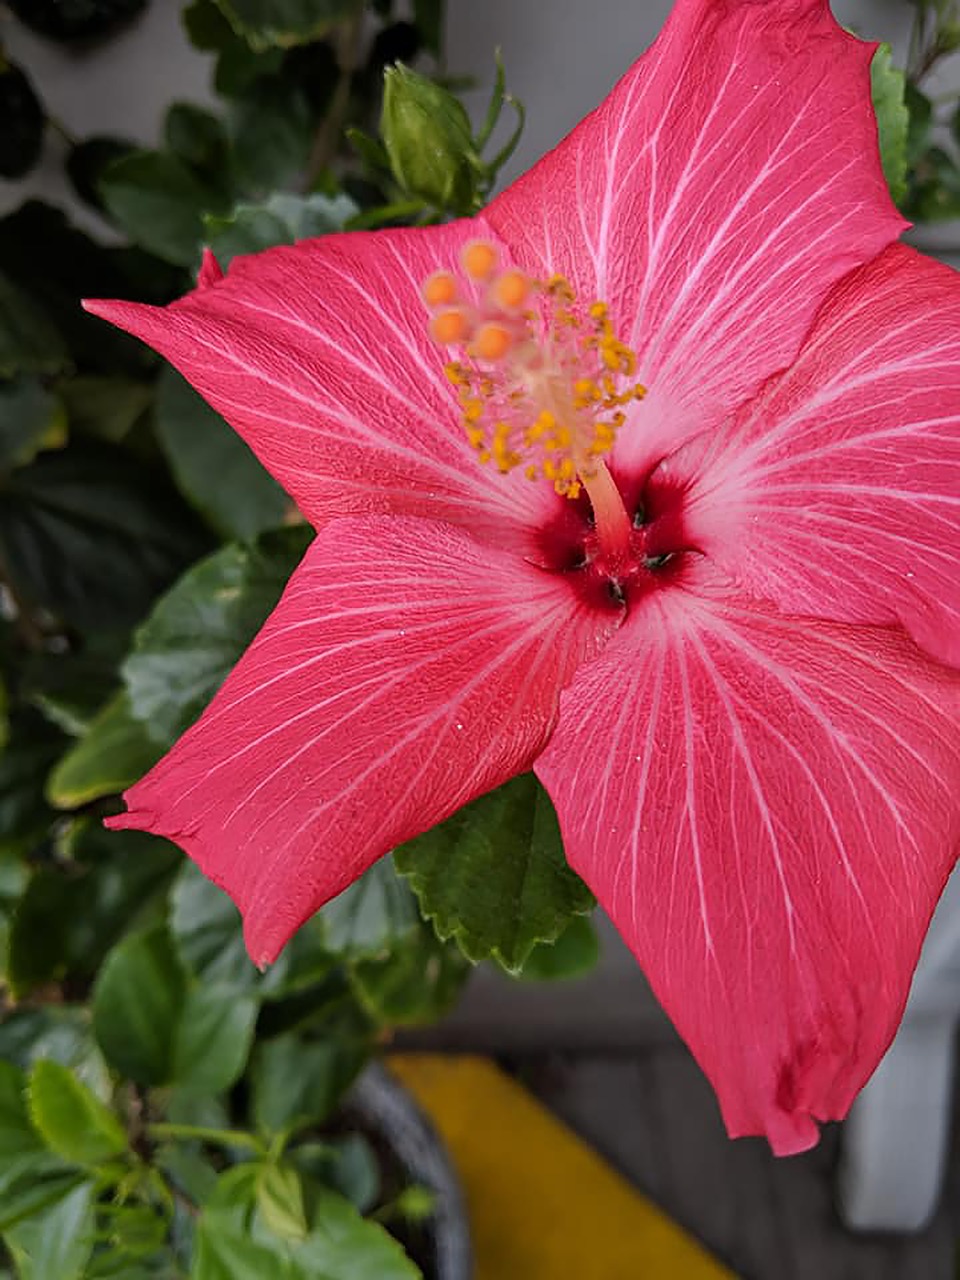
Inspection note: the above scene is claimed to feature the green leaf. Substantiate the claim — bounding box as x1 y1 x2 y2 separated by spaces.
0 1062 45 1165
165 103 231 184
228 78 313 191
123 525 311 747
192 1210 303 1280
170 861 333 999
212 0 363 51
320 857 419 958
66 136 137 214
907 145 960 222
7 823 178 994
870 45 908 205
170 861 262 991
154 367 287 541
8 0 147 42
257 1163 307 1240
0 442 211 632
0 1007 112 1104
349 922 469 1026
27 1060 127 1166
58 376 153 443
203 191 356 268
0 272 70 379
0 379 67 471
0 708 64 857
92 928 186 1085
297 1189 420 1279
46 691 164 809
395 773 595 973
99 150 227 267
0 1169 87 1233
184 0 238 49
3 1179 93 1278
906 83 934 168
22 646 122 737
173 986 258 1094
320 1135 378 1213
0 61 45 180
515 914 600 982
251 1033 367 1136
0 202 171 377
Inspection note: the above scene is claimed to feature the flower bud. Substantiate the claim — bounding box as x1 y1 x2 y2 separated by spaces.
381 63 480 212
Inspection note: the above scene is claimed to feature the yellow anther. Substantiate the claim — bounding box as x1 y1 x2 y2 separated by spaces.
422 271 458 308
473 323 513 362
491 270 530 311
546 275 575 303
462 240 499 280
431 309 471 346
425 254 645 501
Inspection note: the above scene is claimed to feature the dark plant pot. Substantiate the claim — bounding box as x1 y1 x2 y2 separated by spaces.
346 1063 472 1280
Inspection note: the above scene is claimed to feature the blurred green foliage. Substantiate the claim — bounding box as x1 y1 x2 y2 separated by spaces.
0 1 604 1273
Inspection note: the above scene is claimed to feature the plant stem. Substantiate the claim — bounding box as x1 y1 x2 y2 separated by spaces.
303 11 365 190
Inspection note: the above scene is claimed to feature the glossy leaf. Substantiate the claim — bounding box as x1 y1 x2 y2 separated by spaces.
0 443 211 632
123 525 310 746
0 62 45 180
92 928 186 1085
251 1033 367 1136
395 773 595 973
349 923 469 1026
27 1060 127 1166
165 103 231 184
173 986 258 1094
0 1008 111 1103
154 367 288 541
58 376 152 443
99 150 226 267
0 709 64 857
212 0 363 51
0 379 66 472
7 823 178 995
7 0 147 41
320 858 419 959
228 78 313 191
0 272 70 379
515 914 600 982
46 691 164 809
192 1210 303 1280
0 1170 87 1233
66 136 137 214
3 1180 93 1279
297 1189 420 1280
870 45 908 205
0 1062 45 1165
257 1162 307 1240
203 191 355 267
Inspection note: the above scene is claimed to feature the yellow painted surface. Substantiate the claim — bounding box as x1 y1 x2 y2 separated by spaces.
388 1054 734 1279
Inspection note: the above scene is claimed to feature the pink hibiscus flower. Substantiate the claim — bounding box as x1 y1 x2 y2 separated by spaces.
88 0 960 1155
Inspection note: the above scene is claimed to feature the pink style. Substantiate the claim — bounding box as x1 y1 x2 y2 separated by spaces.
88 0 960 1158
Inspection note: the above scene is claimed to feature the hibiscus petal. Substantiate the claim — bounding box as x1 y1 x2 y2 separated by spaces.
536 586 960 1154
108 516 616 964
486 0 905 472
85 220 555 547
684 244 960 668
